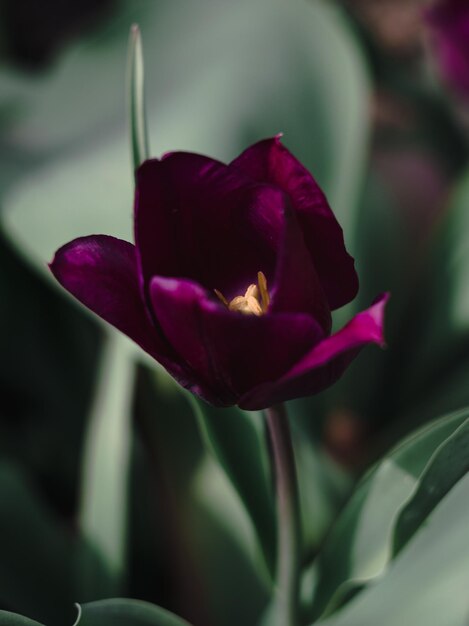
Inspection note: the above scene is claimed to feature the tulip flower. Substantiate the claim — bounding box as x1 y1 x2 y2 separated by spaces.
425 0 469 98
50 137 387 410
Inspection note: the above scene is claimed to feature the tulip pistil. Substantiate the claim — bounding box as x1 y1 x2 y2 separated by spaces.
215 271 270 316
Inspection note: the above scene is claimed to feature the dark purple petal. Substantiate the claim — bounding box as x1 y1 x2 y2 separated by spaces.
49 235 192 386
270 202 331 333
135 153 286 300
230 137 359 310
426 0 469 98
239 294 389 410
149 276 324 406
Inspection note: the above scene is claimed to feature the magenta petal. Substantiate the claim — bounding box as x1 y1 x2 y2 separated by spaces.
231 137 358 310
239 294 389 410
135 153 285 300
149 276 324 406
49 235 187 376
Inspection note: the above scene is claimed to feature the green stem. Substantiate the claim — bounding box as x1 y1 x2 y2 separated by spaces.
265 404 302 626
127 23 149 171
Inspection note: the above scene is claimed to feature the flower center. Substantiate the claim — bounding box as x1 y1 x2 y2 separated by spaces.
215 271 270 316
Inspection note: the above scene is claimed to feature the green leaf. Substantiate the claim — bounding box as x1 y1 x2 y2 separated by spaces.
399 167 469 422
127 23 149 170
433 167 469 333
390 408 469 477
0 611 45 626
309 408 469 621
0 463 113 625
293 433 350 559
314 473 469 626
131 369 268 626
76 599 192 626
189 397 275 578
0 599 194 626
367 166 469 433
0 226 101 504
78 333 135 593
393 417 469 555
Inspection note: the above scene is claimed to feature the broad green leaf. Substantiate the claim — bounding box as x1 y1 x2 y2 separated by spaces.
77 599 191 626
309 408 469 621
393 417 469 555
189 397 275 578
3 0 369 270
0 612 45 626
309 462 416 620
315 473 469 626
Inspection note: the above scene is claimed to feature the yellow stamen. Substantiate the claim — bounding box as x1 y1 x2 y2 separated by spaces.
257 271 270 313
214 289 229 307
215 272 270 316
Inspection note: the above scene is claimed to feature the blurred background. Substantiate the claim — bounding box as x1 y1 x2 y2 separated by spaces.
1 0 469 625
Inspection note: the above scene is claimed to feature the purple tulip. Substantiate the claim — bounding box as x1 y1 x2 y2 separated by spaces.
50 137 387 409
426 0 469 98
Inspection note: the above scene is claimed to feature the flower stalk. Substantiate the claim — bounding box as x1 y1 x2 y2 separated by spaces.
265 404 302 626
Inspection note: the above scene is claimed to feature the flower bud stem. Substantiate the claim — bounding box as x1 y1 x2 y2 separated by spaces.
264 403 302 626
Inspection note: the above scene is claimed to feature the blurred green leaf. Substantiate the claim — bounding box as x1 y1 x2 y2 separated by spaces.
0 462 77 624
77 599 191 626
293 434 350 560
309 408 469 621
397 167 469 423
78 334 135 593
0 463 114 626
0 227 101 509
130 368 269 626
0 598 194 626
0 611 45 626
435 167 469 332
2 0 369 271
374 166 469 433
189 456 271 626
189 398 275 579
297 163 469 455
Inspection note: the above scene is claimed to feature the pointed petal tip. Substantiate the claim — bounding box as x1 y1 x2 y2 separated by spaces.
370 291 390 349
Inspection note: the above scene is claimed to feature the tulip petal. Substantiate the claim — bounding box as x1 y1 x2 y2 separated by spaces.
239 294 389 410
135 154 286 300
270 203 331 333
49 235 191 382
149 276 324 406
230 137 359 310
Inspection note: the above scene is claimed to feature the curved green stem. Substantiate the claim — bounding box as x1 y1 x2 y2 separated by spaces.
265 404 302 626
